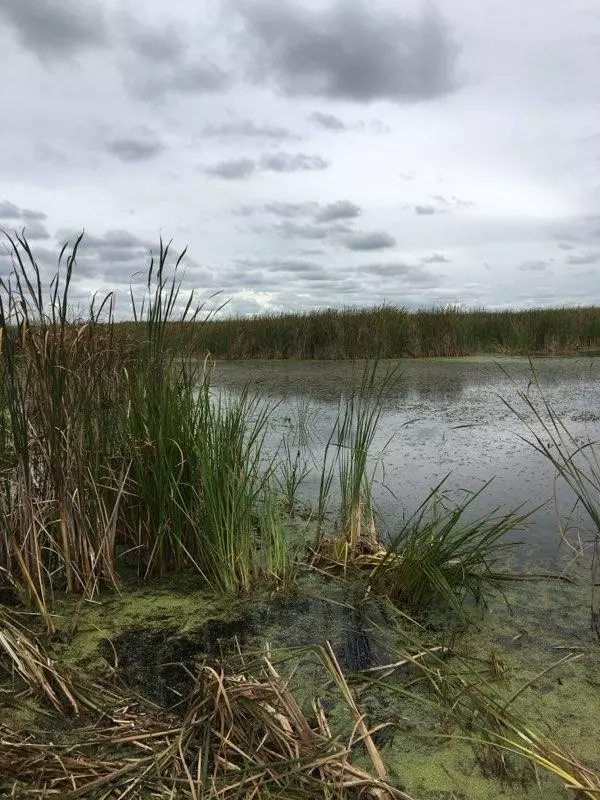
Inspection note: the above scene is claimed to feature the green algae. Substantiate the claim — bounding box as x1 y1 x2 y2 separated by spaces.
3 558 600 799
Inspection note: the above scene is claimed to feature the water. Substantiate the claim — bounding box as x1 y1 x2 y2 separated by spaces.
209 356 600 568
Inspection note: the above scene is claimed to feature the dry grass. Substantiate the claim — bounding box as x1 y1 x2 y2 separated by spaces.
1 646 411 799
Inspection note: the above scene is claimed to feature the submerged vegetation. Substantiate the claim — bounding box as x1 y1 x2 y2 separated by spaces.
1 233 600 798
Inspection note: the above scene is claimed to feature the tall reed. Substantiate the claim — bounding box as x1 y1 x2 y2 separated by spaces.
0 234 297 614
184 304 600 360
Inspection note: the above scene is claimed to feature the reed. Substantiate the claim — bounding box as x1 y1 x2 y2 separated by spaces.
184 304 600 360
368 481 530 612
503 363 600 635
0 234 298 609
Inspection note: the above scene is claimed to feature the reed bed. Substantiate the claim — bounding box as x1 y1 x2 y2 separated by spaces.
0 233 298 621
178 305 600 360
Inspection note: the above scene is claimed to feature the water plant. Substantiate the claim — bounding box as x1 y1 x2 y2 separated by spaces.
503 363 600 635
367 481 531 613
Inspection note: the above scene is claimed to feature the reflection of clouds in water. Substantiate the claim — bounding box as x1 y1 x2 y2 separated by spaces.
211 357 600 567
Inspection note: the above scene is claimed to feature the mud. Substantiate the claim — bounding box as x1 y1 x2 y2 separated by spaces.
103 588 394 707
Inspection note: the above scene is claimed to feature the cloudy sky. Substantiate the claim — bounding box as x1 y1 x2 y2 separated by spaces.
0 0 599 316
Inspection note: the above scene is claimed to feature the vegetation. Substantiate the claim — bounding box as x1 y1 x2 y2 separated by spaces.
1 233 599 798
181 304 600 359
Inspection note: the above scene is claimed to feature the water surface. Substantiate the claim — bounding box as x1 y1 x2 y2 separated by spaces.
209 356 600 568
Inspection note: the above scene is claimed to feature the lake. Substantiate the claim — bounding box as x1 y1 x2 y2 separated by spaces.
210 356 600 569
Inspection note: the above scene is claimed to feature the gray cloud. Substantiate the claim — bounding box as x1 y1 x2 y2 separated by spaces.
259 152 329 173
235 256 325 277
566 252 600 265
202 120 298 141
0 200 26 220
309 111 391 134
518 259 549 271
205 158 257 180
134 61 230 100
0 220 50 241
431 194 475 209
0 0 107 59
360 261 439 286
118 12 230 99
0 200 48 223
422 252 450 264
104 128 165 163
21 208 47 221
314 201 361 223
123 17 184 64
228 0 459 102
345 231 396 251
269 220 354 240
205 153 329 179
310 111 347 131
263 202 319 218
557 242 575 251
21 220 51 240
55 228 155 279
414 204 440 216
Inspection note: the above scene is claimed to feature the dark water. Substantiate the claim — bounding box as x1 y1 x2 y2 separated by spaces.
209 357 600 568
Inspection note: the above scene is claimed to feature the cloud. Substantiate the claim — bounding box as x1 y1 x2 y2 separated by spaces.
309 111 391 134
205 158 257 180
133 60 230 100
21 208 47 222
345 231 396 251
263 202 319 218
557 242 575 251
414 204 440 215
103 128 165 162
0 220 50 241
235 256 325 277
21 220 51 240
0 200 48 224
55 228 155 278
422 252 450 264
205 152 329 179
0 200 26 220
360 261 439 286
0 0 107 59
202 120 298 141
123 17 184 64
309 111 347 131
269 220 354 240
227 0 459 102
240 200 358 222
431 194 475 209
518 259 549 271
119 15 230 100
314 200 361 223
566 252 600 265
259 152 329 173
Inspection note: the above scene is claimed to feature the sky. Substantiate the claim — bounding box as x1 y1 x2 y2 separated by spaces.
0 0 599 317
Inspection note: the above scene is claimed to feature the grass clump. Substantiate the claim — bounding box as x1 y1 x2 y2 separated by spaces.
0 233 298 619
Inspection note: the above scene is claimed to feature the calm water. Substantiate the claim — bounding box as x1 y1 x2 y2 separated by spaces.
209 357 600 568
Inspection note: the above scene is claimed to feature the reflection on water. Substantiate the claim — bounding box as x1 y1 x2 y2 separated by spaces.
210 357 600 568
